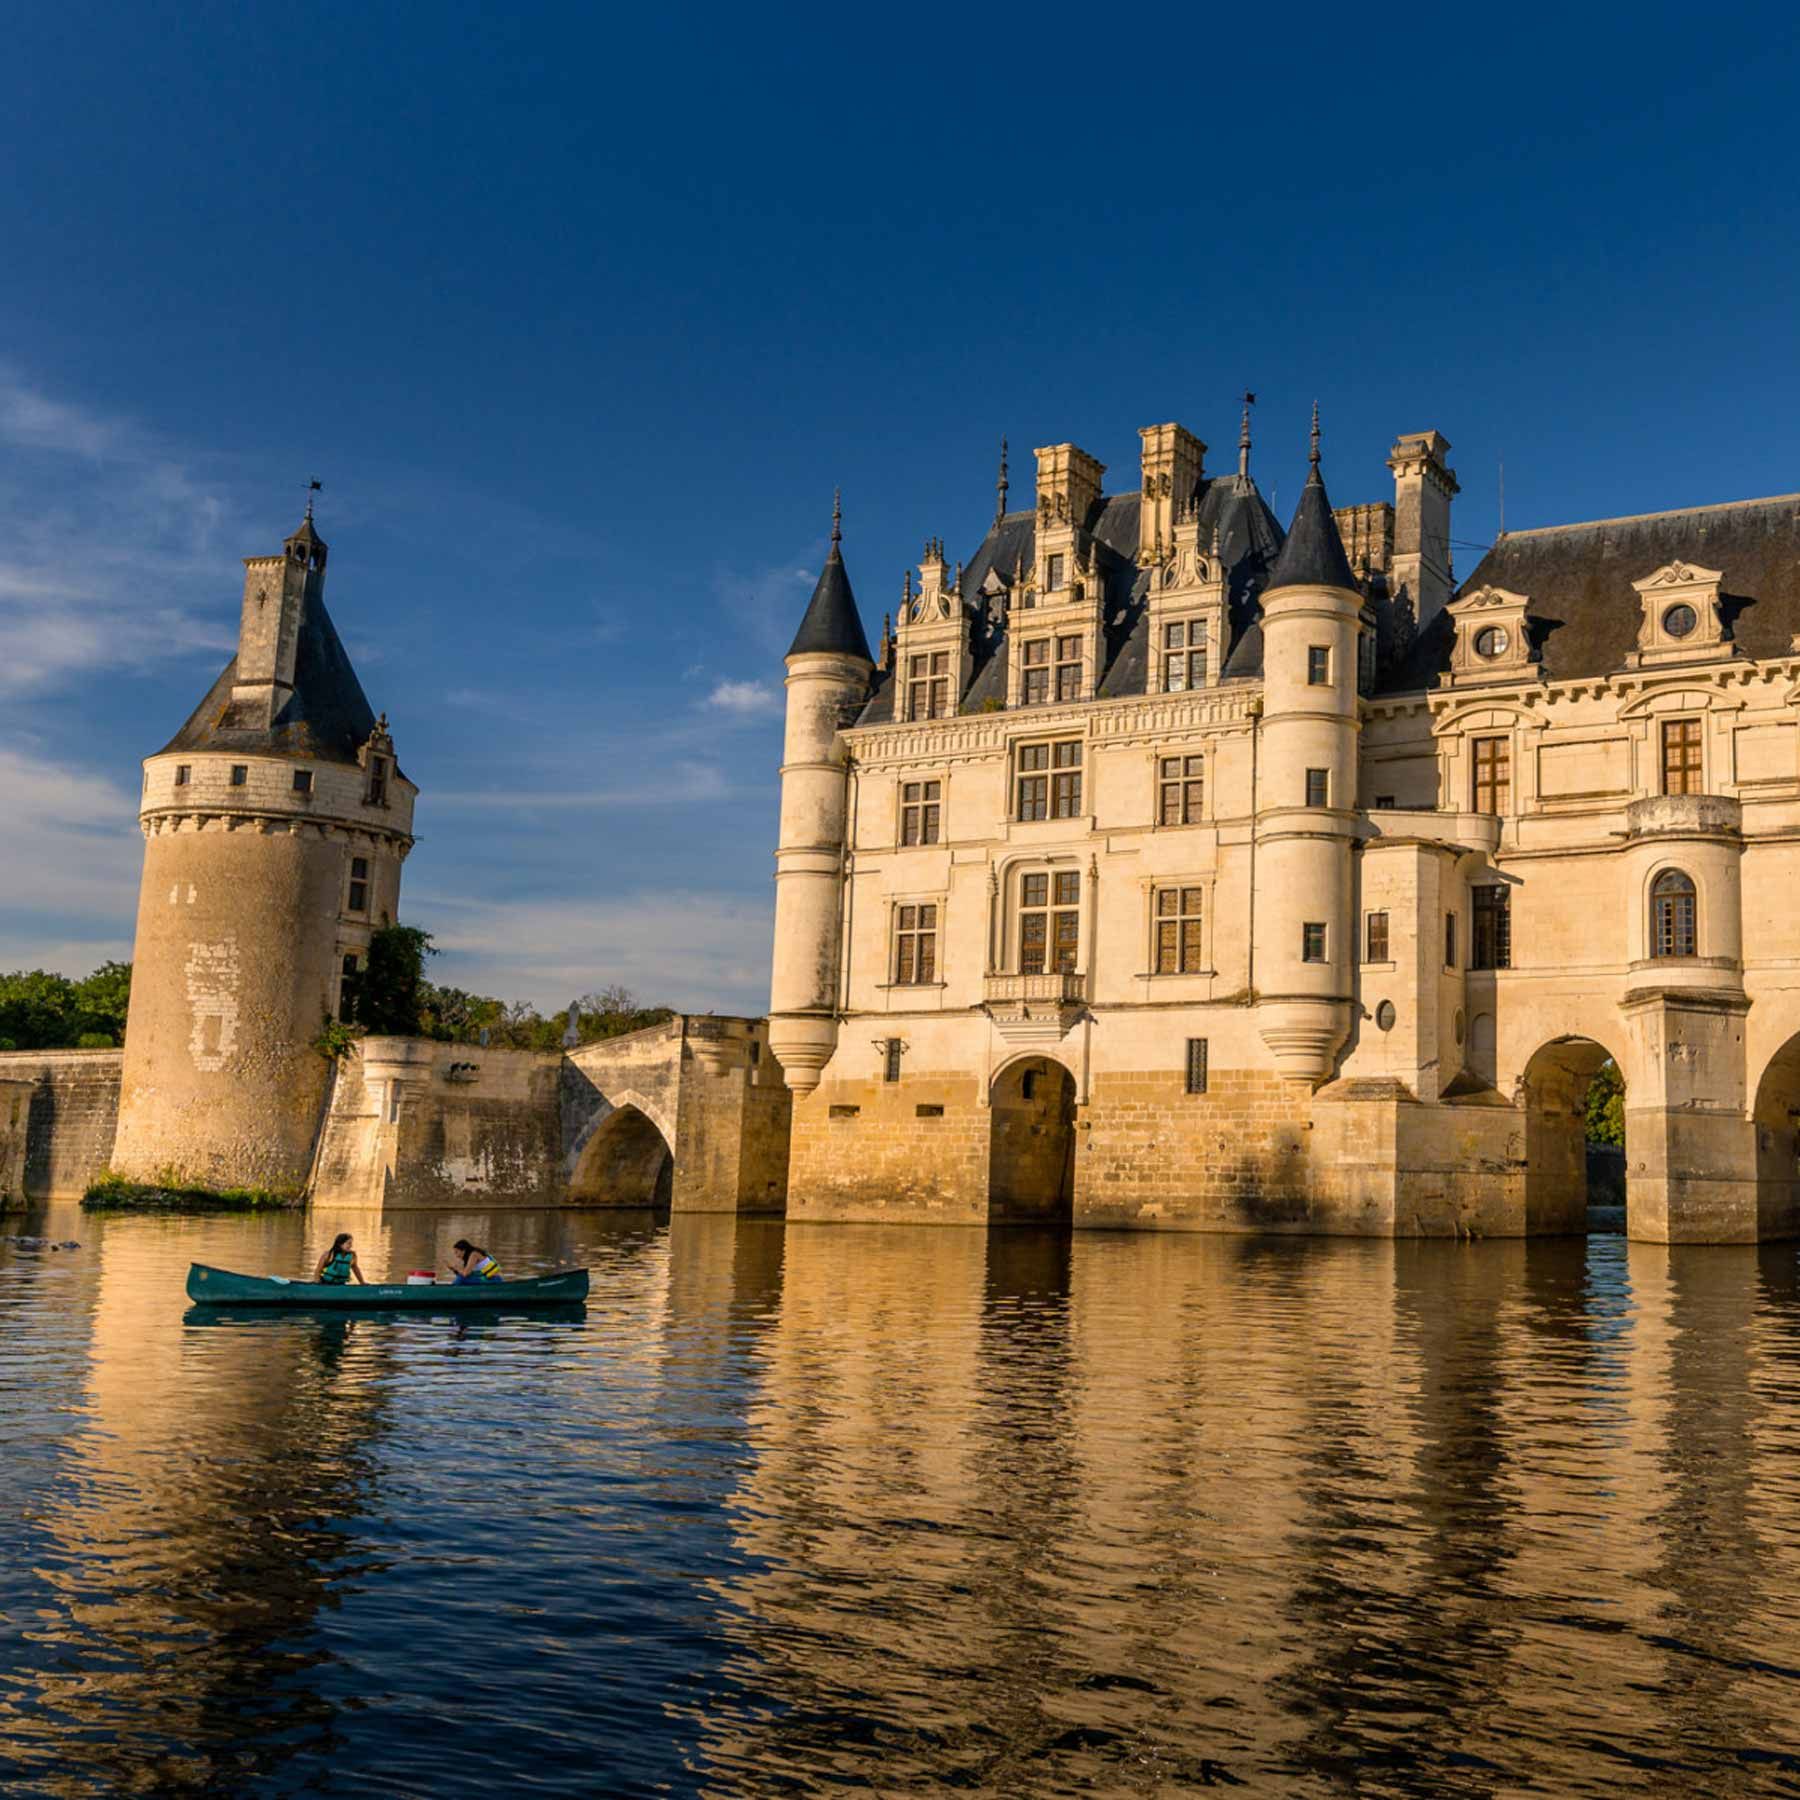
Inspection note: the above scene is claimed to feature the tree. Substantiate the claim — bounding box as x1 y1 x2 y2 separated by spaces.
0 961 134 1049
1585 1059 1625 1147
354 926 435 1036
73 961 132 1044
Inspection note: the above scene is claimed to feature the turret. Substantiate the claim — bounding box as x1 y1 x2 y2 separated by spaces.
110 506 417 1194
768 495 873 1092
1253 410 1362 1082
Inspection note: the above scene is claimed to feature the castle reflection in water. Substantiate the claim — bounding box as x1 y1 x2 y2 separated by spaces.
3 1208 1799 1797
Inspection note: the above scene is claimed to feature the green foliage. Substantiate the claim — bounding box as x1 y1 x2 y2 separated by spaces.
312 1014 360 1063
354 925 435 1037
0 961 132 1049
83 1168 300 1212
1585 1059 1626 1147
417 980 673 1051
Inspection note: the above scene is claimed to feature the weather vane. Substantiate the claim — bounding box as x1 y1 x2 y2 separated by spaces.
305 477 322 522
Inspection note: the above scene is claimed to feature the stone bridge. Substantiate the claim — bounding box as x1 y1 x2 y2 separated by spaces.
310 1015 791 1211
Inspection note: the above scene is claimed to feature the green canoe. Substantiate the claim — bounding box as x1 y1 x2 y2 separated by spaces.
186 1262 590 1307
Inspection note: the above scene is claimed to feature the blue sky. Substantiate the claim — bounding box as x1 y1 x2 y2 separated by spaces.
2 1 1796 1013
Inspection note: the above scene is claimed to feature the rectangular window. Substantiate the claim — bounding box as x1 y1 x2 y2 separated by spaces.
907 651 951 721
338 954 360 1024
1051 740 1082 818
1158 753 1204 825
1020 870 1080 975
900 779 942 846
1021 639 1051 706
174 764 191 787
829 1104 860 1119
1154 887 1205 974
1016 742 1049 819
1162 618 1207 692
1054 635 1083 703
894 903 938 984
915 1103 944 1118
292 768 313 794
348 855 370 915
1308 645 1331 686
1045 552 1065 590
1302 922 1327 963
367 757 388 806
1305 767 1329 808
1662 718 1703 795
884 1039 902 1083
1472 885 1511 970
1375 795 1396 809
1185 1037 1209 1095
1471 735 1511 814
230 764 248 787
1365 910 1390 963
1445 911 1457 969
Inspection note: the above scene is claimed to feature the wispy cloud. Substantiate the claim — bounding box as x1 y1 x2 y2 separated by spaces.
711 555 816 655
706 678 781 717
0 746 141 974
0 365 238 696
413 886 773 1015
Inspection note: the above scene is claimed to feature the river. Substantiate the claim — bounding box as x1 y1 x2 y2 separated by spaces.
2 1204 1799 1797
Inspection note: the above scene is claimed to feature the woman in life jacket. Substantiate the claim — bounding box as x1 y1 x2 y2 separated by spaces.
449 1239 503 1284
314 1232 366 1285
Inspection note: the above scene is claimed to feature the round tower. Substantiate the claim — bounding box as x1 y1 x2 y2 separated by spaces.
1252 411 1363 1082
111 508 417 1193
768 495 873 1092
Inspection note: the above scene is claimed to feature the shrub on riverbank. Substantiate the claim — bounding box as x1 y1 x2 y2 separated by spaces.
82 1171 301 1213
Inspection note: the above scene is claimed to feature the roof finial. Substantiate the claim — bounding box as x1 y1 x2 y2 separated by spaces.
305 476 322 523
831 487 842 549
1309 401 1321 473
995 436 1009 524
1237 392 1255 487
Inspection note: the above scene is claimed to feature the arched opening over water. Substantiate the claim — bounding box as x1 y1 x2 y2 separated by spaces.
1752 1035 1800 1239
567 1104 674 1208
1522 1036 1626 1236
987 1056 1076 1225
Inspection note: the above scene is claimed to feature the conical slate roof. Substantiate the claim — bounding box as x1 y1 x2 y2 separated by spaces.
786 501 873 661
1267 429 1357 594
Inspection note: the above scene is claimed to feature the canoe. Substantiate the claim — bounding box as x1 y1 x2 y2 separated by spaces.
185 1262 590 1307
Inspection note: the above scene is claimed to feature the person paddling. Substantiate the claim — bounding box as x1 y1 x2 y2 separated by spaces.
449 1239 503 1284
314 1232 366 1285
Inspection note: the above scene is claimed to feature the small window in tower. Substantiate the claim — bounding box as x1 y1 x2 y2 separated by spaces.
1375 796 1396 809
348 856 370 915
1302 922 1327 963
230 765 248 788
367 757 389 806
174 765 191 787
1308 645 1331 685
292 769 313 795
1444 911 1458 969
1305 767 1329 808
1365 910 1390 963
339 954 360 1024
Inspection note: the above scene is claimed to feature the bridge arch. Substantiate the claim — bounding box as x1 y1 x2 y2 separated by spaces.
566 1092 675 1207
987 1054 1077 1225
1521 1034 1626 1236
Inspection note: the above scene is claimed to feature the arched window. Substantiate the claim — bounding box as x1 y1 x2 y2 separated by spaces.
1651 869 1697 958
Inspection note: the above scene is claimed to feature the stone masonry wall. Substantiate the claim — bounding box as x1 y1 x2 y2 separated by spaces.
789 1070 990 1224
0 1050 124 1201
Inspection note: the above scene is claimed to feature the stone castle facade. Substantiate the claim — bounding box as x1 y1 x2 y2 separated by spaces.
767 409 1800 1244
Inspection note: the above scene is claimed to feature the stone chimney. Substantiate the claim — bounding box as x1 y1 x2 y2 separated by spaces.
1137 423 1205 564
1387 431 1458 627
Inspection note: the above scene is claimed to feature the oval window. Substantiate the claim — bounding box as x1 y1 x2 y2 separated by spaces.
1474 625 1509 659
1664 603 1698 639
1375 1000 1396 1032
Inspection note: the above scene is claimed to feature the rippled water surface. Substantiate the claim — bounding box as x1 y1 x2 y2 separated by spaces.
5 1207 1800 1797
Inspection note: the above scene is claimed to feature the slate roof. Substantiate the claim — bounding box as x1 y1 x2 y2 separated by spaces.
1267 463 1358 594
788 535 873 661
854 472 1286 725
159 581 383 767
1378 491 1800 694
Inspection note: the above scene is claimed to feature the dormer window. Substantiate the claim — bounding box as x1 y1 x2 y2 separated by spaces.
1045 553 1065 591
1631 562 1728 665
1022 639 1051 705
1664 604 1697 639
1474 625 1509 659
1054 635 1083 703
1163 620 1207 691
1446 585 1537 686
906 653 950 721
366 757 388 806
